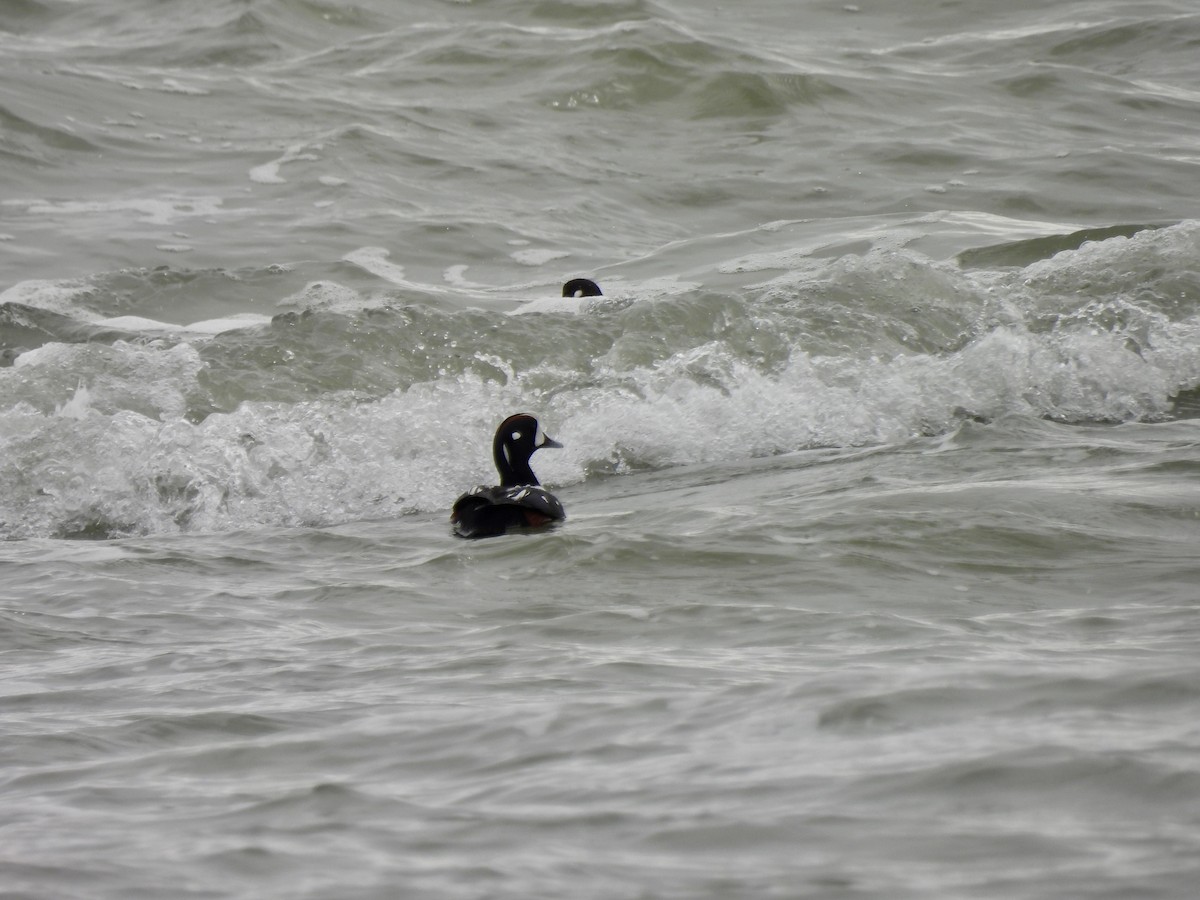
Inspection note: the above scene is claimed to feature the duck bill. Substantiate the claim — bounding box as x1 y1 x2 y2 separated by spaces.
539 434 563 450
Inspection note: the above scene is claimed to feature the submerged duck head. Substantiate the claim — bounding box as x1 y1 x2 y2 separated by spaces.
562 278 603 298
492 412 562 487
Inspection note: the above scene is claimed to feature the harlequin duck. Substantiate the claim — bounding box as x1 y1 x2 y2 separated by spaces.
562 278 602 298
451 413 566 538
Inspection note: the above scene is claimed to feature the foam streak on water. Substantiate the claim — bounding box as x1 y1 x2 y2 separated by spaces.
2 1 1200 897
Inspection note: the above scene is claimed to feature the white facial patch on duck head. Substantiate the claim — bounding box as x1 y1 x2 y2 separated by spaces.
534 421 562 450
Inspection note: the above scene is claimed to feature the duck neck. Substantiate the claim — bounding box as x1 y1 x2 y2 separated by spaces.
494 441 539 487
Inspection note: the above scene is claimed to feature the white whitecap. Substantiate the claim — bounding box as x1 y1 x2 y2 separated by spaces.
249 141 319 185
5 196 223 226
249 160 285 184
94 313 271 335
511 248 570 266
275 281 364 312
509 294 590 316
444 265 484 287
342 247 407 284
0 279 96 316
158 78 209 96
342 247 449 293
54 383 93 420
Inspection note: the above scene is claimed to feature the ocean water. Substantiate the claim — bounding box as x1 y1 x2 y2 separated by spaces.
3 0 1200 897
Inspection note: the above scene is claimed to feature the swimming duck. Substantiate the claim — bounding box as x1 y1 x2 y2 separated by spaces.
451 413 566 538
562 278 602 298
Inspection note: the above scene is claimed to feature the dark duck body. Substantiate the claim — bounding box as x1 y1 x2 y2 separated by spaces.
451 413 565 538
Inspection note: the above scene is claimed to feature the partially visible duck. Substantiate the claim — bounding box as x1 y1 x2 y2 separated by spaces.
562 278 602 298
451 413 566 538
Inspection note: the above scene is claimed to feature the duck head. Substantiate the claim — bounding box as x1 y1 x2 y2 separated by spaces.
562 278 602 298
493 413 562 486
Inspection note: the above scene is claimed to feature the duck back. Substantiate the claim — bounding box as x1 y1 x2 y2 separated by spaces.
451 485 565 538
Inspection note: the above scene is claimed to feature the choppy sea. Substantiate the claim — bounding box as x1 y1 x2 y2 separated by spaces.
3 1 1200 897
